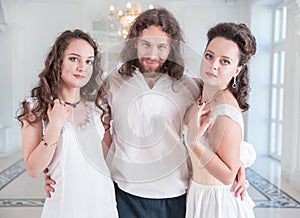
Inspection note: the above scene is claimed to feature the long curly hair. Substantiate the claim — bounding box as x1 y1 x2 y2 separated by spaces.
118 7 185 80
205 22 257 111
17 29 105 126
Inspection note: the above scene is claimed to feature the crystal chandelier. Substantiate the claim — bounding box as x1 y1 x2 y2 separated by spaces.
109 0 154 39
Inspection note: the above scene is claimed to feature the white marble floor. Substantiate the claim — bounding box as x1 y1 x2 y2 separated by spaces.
0 151 300 218
248 157 300 218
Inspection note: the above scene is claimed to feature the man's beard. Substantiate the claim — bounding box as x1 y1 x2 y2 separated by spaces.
139 57 165 73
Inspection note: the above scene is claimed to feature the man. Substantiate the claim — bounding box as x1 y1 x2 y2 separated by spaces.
104 8 198 217
45 8 247 218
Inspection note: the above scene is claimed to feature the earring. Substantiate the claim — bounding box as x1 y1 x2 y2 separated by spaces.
232 77 237 88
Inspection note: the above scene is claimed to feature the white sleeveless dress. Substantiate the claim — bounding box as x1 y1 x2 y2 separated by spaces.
186 104 255 218
40 101 118 218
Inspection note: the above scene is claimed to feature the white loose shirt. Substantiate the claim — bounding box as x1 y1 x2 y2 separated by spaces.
106 69 199 198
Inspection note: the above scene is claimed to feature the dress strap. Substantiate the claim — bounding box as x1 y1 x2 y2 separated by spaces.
211 104 244 136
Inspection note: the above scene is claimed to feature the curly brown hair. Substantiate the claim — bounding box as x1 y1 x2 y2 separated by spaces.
205 22 257 111
17 29 106 126
118 7 185 80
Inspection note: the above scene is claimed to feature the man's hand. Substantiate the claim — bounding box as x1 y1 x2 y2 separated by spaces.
43 168 56 198
231 164 247 200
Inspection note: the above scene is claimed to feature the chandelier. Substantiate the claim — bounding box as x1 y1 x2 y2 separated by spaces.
109 0 154 39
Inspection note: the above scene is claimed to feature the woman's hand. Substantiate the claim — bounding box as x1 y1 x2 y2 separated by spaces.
47 99 72 128
186 101 211 146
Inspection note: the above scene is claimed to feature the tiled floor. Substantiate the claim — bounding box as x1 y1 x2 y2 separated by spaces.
0 151 300 217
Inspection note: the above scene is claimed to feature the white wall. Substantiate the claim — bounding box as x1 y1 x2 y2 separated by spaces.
0 0 274 157
166 0 247 76
0 0 26 156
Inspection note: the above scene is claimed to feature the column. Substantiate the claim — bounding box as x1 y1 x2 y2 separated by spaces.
281 0 300 192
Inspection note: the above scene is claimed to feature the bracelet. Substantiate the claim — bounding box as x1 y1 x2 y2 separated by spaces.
41 135 58 147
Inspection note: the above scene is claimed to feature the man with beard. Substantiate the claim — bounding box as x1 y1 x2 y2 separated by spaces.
102 8 199 218
102 7 251 217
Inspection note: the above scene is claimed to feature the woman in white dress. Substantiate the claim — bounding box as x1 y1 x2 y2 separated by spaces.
185 22 257 218
17 29 118 218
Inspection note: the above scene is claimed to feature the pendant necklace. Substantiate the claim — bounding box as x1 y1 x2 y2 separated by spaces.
198 89 227 107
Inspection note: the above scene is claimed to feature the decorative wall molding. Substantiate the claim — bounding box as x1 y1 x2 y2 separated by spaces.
0 0 8 32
